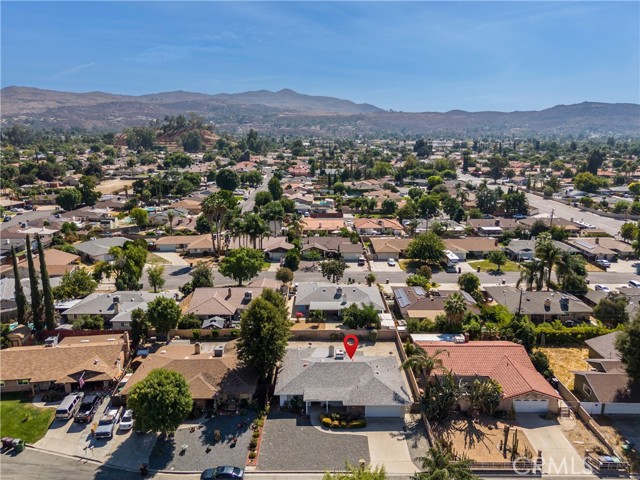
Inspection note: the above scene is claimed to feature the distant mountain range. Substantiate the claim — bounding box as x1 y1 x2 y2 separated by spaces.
2 86 639 137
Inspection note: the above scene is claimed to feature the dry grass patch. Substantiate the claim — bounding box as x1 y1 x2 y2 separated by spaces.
538 347 589 389
559 414 607 458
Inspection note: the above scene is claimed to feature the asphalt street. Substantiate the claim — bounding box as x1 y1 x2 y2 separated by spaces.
242 168 273 213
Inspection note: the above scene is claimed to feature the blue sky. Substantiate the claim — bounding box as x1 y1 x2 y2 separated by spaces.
2 1 639 112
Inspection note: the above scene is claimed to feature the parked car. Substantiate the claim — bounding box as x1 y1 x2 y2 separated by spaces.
629 280 640 288
594 284 611 293
387 258 396 267
201 466 245 480
74 394 102 423
512 213 527 219
596 259 611 268
55 392 85 420
334 349 345 360
94 406 123 439
118 409 134 432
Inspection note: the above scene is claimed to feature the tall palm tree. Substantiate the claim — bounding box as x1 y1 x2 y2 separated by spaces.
535 234 561 291
166 210 175 234
517 258 544 291
443 293 467 324
243 214 268 249
201 191 236 256
415 446 478 480
401 346 449 379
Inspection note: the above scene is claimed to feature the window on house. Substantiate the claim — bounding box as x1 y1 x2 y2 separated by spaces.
583 384 592 397
17 379 30 385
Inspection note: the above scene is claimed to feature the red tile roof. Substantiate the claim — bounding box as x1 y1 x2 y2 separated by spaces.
417 341 560 400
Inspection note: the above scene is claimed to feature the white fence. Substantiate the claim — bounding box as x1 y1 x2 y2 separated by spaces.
581 401 640 415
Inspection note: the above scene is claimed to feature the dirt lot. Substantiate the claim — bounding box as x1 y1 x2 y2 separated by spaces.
594 415 640 472
559 413 608 458
538 347 590 389
432 414 535 462
96 178 135 195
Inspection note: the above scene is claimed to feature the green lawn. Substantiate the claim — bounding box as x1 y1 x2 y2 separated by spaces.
468 259 521 273
0 393 55 444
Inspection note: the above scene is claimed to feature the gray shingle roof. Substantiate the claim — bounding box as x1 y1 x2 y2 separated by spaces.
584 332 622 360
295 283 385 312
63 291 174 319
485 286 592 316
74 237 129 257
274 348 410 407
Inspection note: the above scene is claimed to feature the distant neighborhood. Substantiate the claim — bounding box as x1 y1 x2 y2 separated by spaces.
1 122 639 479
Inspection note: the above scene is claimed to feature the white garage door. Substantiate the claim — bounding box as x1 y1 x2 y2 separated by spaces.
365 405 403 418
513 399 549 413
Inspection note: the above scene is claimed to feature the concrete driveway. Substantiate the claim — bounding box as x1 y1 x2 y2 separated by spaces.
517 414 596 477
370 261 402 273
365 418 417 475
150 252 190 266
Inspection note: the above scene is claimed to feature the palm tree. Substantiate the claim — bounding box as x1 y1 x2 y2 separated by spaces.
201 191 236 256
517 258 543 291
401 346 449 379
243 214 268 249
166 210 175 234
415 446 478 480
535 234 561 291
443 293 467 324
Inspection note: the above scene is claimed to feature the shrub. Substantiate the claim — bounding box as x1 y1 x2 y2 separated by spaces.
331 420 340 428
252 430 260 439
230 329 240 338
535 322 613 345
249 438 258 449
340 420 347 427
321 417 332 427
210 330 219 339
248 451 256 459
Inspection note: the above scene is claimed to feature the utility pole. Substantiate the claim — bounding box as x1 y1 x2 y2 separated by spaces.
517 287 524 317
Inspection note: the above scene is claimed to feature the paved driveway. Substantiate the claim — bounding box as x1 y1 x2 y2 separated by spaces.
365 419 417 475
518 414 596 477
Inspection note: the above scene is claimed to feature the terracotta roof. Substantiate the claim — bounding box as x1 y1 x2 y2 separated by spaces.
444 237 498 253
301 218 346 231
417 341 560 400
369 237 412 254
353 218 404 230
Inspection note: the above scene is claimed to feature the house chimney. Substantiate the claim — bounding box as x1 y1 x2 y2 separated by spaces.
194 342 201 355
463 332 470 343
227 287 232 298
495 219 500 227
595 237 600 245
245 290 253 301
336 286 343 296
113 296 120 315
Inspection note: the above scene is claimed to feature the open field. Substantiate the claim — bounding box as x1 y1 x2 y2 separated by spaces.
0 393 55 444
95 178 135 194
538 347 590 390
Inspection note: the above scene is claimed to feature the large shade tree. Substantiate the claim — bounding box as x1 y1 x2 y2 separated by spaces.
218 248 264 286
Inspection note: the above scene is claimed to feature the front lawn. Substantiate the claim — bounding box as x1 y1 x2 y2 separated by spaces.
468 259 520 273
0 393 55 444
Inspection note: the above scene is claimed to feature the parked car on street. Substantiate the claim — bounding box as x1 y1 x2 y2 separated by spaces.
594 284 611 293
512 213 527 219
95 406 122 439
628 280 640 288
201 466 245 479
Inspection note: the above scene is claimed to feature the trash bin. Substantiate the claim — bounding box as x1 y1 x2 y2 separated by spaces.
12 439 24 452
2 437 14 449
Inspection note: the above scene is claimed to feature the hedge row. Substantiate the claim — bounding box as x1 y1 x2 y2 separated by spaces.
534 323 614 345
320 415 366 429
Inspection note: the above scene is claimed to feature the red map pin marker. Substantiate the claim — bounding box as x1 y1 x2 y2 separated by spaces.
343 334 359 360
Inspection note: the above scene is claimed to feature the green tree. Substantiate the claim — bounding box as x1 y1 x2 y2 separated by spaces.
127 369 193 434
146 296 181 337
322 462 387 480
104 241 148 290
620 222 637 243
268 176 283 200
78 175 101 206
11 245 27 324
320 258 347 283
129 308 150 347
573 172 605 193
275 267 294 286
181 131 202 153
381 198 397 215
129 207 149 227
341 303 381 329
56 188 82 211
202 190 237 255
25 235 43 331
488 155 509 183
535 234 560 290
406 232 446 266
486 250 507 273
36 236 56 330
215 168 239 191
284 249 301 271
457 273 481 295
616 314 640 384
72 315 104 330
219 247 264 286
195 214 212 234
237 289 291 381
530 350 552 378
365 273 376 286
147 264 166 293
415 446 478 480
255 190 273 207
443 293 467 324
593 296 629 327
402 346 448 379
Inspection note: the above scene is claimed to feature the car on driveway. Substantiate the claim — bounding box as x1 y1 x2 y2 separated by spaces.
118 409 134 432
629 280 640 288
596 259 611 268
201 466 245 479
594 284 611 293
74 394 102 423
95 406 122 439
387 258 396 267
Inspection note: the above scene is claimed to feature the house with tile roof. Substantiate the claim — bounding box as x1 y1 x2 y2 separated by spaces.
352 218 404 236
119 341 257 408
274 346 411 418
0 333 129 394
416 341 561 413
301 218 347 233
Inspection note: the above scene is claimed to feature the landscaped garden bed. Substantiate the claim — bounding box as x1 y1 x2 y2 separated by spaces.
320 413 367 429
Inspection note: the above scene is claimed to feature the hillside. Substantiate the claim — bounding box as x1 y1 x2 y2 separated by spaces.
1 86 638 136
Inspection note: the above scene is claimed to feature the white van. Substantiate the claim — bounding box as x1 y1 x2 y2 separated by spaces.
56 392 85 420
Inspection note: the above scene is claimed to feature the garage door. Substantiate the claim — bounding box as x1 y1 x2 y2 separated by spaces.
513 399 549 413
365 405 403 418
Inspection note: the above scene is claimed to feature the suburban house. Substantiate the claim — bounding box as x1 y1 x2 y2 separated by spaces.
352 218 404 236
518 217 581 235
444 237 499 260
169 198 203 215
74 237 129 263
504 240 579 261
570 332 640 414
393 287 478 321
62 291 175 329
119 341 257 409
0 248 80 278
181 287 265 323
565 237 635 261
417 340 561 413
301 218 347 234
274 345 411 418
301 237 364 261
154 234 209 253
293 283 386 319
485 286 593 323
0 333 129 394
369 237 412 260
467 218 520 236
